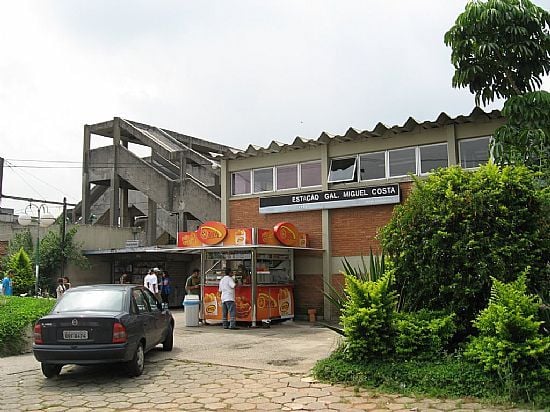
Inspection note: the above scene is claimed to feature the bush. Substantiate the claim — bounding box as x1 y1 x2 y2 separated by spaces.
4 248 34 295
340 272 397 361
379 164 549 332
313 350 506 402
0 296 55 357
465 273 550 403
394 310 457 359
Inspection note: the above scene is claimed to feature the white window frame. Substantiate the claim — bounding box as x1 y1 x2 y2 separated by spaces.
328 156 358 183
458 136 491 169
418 143 449 175
231 170 252 196
276 164 299 191
359 150 387 182
299 160 322 188
252 167 274 194
388 147 417 178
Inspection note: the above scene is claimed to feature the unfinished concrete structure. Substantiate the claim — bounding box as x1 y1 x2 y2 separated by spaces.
77 117 233 245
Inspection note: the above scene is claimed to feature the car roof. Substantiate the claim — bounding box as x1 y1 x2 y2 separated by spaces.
66 284 141 292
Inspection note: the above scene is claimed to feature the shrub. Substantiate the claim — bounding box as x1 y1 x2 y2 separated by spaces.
379 164 549 332
0 296 55 356
394 310 457 359
341 272 397 361
465 273 550 403
4 248 34 295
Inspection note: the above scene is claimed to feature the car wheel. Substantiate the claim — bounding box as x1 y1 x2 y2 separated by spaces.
126 342 145 377
162 325 174 351
41 363 62 378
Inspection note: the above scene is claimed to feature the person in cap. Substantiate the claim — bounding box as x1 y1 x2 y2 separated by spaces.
219 267 239 329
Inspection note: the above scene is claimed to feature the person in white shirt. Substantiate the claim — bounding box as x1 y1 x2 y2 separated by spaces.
144 269 159 296
218 267 239 329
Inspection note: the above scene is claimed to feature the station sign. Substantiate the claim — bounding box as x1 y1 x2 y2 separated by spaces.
259 184 400 214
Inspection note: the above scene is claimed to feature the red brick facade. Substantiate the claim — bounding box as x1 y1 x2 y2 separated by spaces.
228 182 414 319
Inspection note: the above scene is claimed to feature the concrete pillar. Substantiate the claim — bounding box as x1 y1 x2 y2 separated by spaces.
147 198 157 245
320 144 333 321
120 139 130 227
220 159 228 224
82 125 91 224
446 124 458 166
110 117 121 227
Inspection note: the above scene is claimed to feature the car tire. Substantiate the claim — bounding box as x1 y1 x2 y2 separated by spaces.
162 325 174 351
41 363 62 378
126 342 145 377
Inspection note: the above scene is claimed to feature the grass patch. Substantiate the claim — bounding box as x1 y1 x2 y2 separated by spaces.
312 350 548 408
0 295 55 357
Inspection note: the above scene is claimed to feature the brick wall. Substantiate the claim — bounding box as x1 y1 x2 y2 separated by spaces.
229 198 323 249
330 181 413 256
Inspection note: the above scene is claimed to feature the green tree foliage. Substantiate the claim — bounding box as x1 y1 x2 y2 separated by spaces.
38 227 89 291
465 274 549 402
340 272 397 361
379 164 549 332
492 91 550 176
4 248 34 295
2 231 34 270
444 0 550 106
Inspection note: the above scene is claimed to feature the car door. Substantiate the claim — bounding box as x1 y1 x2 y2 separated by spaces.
132 288 158 350
141 288 164 345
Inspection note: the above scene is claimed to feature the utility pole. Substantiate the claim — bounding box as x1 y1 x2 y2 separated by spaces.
0 156 4 202
60 197 67 277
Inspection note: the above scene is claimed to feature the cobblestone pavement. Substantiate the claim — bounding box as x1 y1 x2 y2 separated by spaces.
1 356 532 411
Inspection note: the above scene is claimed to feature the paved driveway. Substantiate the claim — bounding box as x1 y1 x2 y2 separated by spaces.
0 311 525 411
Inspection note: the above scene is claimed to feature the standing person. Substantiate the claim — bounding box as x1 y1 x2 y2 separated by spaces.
186 268 203 322
62 276 71 289
56 277 67 300
160 272 171 309
1 271 14 296
144 269 158 296
219 267 239 330
119 273 130 284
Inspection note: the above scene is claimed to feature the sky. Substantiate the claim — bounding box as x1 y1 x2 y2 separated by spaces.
1 0 549 217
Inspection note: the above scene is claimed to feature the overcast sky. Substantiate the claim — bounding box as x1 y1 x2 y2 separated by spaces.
1 0 549 217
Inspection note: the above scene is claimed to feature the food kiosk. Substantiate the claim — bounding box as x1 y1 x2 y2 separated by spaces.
178 221 308 326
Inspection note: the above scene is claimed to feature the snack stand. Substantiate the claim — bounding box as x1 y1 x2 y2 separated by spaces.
178 222 308 326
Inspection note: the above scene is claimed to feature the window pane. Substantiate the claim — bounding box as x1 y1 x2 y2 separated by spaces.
459 137 490 168
328 157 357 183
360 152 385 180
253 168 273 192
389 147 416 177
300 162 321 187
420 143 448 174
231 171 251 195
276 165 298 190
55 290 125 313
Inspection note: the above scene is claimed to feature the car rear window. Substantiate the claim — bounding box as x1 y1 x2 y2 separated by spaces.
54 290 125 313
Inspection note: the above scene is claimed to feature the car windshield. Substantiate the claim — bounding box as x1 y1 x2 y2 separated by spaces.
54 290 125 313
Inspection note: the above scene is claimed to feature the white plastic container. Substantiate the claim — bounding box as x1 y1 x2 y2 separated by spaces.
183 295 200 327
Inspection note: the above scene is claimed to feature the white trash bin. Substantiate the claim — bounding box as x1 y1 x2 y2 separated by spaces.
183 295 200 327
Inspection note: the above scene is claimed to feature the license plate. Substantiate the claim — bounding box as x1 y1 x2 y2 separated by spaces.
63 330 88 340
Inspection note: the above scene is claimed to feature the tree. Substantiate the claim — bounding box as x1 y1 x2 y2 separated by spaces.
379 164 549 333
4 248 34 295
444 0 550 106
445 0 550 176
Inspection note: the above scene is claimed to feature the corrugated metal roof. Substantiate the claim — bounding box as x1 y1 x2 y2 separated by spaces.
223 107 502 160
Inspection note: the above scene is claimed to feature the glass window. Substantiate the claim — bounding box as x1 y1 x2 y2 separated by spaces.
54 290 125 313
231 171 251 195
300 161 321 187
132 289 149 313
253 168 273 193
142 289 161 312
359 152 386 180
459 137 490 168
276 165 298 190
389 147 416 177
328 157 357 183
420 143 448 174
